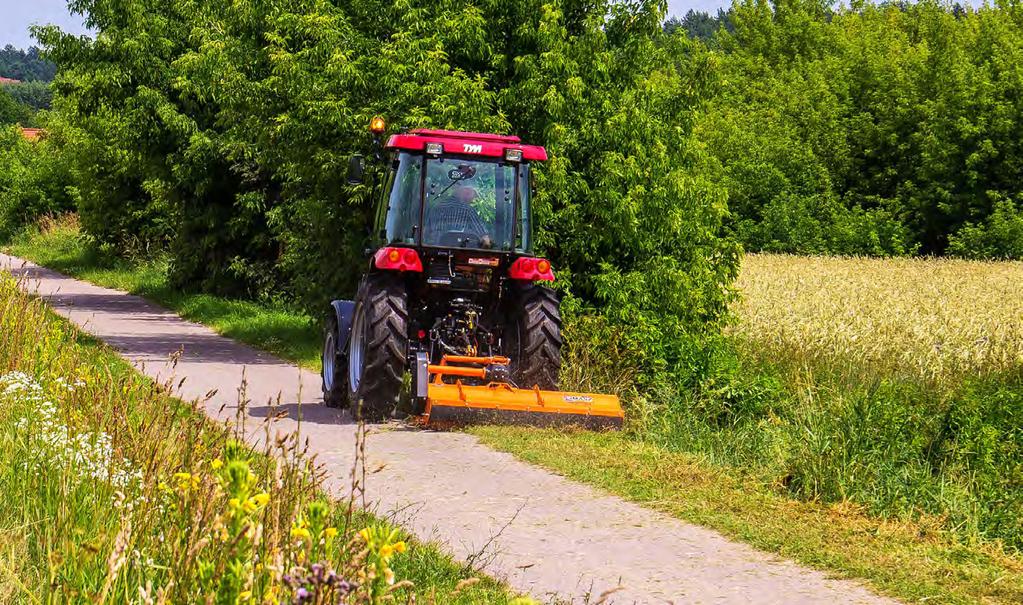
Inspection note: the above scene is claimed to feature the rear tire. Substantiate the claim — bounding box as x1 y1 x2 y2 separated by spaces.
322 314 347 408
347 273 408 421
504 284 562 390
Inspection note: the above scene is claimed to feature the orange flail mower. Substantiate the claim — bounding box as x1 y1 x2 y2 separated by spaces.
413 355 624 429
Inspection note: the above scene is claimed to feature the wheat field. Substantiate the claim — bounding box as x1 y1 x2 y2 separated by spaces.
733 254 1023 385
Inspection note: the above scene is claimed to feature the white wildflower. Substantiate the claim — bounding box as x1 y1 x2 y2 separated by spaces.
1 371 143 505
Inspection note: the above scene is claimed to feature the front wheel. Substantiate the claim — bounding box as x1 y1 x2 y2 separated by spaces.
347 274 408 421
503 284 562 390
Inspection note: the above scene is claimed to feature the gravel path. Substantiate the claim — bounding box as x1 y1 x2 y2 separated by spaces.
2 254 896 605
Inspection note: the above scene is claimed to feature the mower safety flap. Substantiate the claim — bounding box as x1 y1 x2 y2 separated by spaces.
424 383 624 430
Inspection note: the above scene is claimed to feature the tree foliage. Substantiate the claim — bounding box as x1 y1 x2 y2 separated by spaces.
10 0 1023 390
18 0 737 387
704 0 1023 258
0 126 77 234
0 45 57 82
3 81 53 111
0 88 34 126
665 9 734 42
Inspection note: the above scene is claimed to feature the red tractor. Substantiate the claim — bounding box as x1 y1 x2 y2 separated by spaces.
322 122 622 428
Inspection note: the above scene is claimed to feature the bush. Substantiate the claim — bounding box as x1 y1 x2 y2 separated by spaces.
0 125 77 236
948 199 1023 260
736 192 914 256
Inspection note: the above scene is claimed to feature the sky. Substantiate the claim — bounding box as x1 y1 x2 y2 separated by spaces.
1 0 731 49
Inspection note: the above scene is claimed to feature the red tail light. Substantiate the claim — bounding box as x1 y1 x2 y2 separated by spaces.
508 256 554 281
374 247 423 272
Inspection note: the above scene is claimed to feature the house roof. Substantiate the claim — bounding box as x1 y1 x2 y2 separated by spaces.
20 128 43 141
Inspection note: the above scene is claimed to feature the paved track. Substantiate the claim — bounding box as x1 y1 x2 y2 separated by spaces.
2 254 896 604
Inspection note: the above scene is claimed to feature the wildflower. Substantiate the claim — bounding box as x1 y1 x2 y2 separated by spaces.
3 372 142 504
173 472 198 490
211 458 223 470
324 527 338 539
291 527 311 541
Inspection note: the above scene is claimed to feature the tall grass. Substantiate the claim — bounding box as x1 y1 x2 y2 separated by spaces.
563 254 1023 551
0 274 516 603
671 254 1023 549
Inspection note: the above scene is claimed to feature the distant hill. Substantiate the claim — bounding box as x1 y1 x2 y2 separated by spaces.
0 45 56 82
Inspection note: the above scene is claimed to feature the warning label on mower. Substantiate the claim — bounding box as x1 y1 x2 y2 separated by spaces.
563 395 594 403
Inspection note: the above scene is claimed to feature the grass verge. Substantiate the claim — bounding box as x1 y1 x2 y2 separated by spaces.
470 426 1023 604
0 272 516 603
4 217 322 368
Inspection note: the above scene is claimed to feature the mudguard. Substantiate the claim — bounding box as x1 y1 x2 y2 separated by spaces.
329 300 356 352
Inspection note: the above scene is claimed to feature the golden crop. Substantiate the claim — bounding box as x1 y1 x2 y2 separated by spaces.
732 254 1023 385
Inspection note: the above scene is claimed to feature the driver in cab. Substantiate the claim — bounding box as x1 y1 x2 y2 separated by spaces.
426 184 494 248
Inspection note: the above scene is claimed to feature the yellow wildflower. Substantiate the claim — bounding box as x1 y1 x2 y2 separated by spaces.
228 497 241 510
211 458 223 470
173 472 198 490
252 493 270 507
291 527 311 541
393 541 407 554
324 527 338 539
358 528 371 543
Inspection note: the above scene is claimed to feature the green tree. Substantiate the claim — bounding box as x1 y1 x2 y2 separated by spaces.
4 81 53 111
0 45 57 82
31 0 739 391
0 87 33 126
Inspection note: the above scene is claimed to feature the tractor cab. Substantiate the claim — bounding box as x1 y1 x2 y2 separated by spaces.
373 130 546 254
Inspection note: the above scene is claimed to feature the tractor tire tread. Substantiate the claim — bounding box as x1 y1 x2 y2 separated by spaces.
508 285 562 390
350 275 408 422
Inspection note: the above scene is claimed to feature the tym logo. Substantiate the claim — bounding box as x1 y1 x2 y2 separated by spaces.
463 144 483 153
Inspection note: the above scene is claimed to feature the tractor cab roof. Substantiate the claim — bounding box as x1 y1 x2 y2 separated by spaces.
385 129 548 161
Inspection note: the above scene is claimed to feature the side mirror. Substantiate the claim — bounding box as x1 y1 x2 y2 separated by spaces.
347 155 366 185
